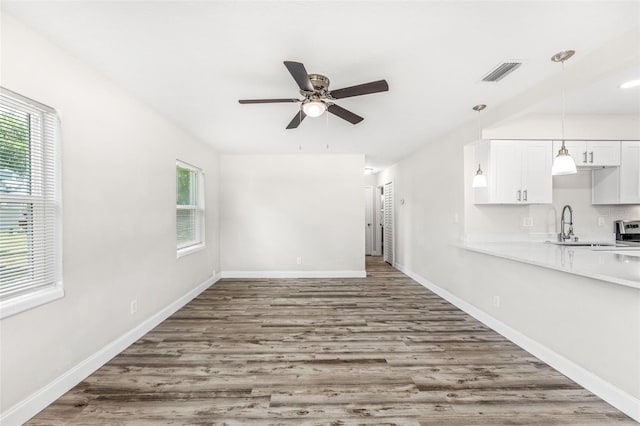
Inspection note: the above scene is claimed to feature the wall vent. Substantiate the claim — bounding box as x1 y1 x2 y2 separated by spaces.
481 62 522 82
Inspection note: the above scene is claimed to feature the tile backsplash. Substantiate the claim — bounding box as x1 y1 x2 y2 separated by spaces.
465 169 640 241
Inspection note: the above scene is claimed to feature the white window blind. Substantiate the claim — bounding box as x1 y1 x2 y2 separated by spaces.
176 160 204 256
0 87 62 316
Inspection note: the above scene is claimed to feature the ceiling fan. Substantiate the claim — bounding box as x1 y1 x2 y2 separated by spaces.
238 61 389 129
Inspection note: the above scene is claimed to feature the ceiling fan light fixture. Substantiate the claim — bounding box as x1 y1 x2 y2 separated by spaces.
302 100 327 118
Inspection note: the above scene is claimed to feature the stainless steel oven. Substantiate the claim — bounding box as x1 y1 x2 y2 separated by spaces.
615 220 640 246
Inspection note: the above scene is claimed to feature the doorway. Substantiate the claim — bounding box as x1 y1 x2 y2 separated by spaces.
364 185 382 256
364 186 374 255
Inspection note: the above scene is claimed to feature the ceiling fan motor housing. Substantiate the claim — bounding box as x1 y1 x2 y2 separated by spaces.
306 74 330 93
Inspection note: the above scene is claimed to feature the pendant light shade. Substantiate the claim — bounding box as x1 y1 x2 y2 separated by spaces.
552 145 577 175
551 50 577 176
472 164 487 188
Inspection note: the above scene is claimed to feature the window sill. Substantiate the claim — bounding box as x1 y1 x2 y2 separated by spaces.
0 282 64 320
177 242 206 259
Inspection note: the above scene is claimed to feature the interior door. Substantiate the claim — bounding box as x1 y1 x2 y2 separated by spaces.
364 186 373 255
383 182 393 265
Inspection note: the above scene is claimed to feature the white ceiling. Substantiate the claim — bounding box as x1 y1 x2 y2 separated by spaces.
529 62 640 115
2 1 639 169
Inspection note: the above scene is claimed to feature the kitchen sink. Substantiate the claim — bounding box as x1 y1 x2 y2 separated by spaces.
548 241 615 247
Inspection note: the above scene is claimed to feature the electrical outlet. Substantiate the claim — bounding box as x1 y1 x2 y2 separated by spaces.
296 257 302 265
493 296 501 308
597 217 605 227
130 300 138 315
522 217 533 227
453 213 459 224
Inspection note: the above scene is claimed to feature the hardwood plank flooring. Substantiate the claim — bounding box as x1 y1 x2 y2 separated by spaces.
27 257 635 425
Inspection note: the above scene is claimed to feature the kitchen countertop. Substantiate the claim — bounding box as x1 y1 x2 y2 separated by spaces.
458 241 640 290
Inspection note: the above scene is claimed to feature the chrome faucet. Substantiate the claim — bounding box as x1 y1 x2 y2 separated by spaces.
559 205 575 242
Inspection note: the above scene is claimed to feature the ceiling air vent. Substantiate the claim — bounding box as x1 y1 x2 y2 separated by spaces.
481 62 522 82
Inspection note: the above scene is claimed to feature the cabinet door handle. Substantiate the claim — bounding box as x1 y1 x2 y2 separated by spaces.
516 190 521 201
589 151 594 163
583 151 588 163
523 190 528 201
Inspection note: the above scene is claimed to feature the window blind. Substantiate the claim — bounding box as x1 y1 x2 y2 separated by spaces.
0 88 61 301
176 161 204 252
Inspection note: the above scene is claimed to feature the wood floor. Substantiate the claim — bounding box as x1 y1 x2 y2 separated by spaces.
28 257 634 425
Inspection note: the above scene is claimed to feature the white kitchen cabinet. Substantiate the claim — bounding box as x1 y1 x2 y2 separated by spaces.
619 142 640 204
593 141 640 204
553 140 621 167
473 140 552 204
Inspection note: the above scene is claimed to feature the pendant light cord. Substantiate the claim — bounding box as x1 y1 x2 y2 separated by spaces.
561 60 566 148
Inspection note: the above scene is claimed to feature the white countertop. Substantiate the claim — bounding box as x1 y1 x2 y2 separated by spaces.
459 241 640 290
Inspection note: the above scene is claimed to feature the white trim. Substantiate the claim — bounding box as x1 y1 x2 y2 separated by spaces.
221 270 367 279
176 242 206 258
0 273 221 426
394 262 640 423
0 282 64 319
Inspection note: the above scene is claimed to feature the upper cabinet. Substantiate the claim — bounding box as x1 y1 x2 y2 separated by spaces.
593 141 640 204
553 140 621 167
473 140 552 204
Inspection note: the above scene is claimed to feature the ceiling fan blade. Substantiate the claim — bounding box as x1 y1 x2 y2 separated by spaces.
330 80 389 99
327 104 364 124
239 98 300 104
284 61 314 92
286 110 307 129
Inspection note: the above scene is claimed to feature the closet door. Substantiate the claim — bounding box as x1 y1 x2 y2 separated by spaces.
383 182 393 265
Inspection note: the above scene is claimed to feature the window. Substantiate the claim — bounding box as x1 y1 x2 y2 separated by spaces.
0 88 62 319
176 160 204 257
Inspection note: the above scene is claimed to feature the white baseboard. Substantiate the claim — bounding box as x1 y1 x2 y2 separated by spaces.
0 273 221 426
394 262 640 423
220 270 366 279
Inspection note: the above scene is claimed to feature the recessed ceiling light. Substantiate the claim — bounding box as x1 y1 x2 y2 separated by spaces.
619 79 640 89
364 167 375 175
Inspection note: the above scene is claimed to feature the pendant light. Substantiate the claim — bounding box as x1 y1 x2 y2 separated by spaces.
471 104 487 188
551 50 577 176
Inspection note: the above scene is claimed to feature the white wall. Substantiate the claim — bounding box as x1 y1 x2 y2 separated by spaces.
363 173 378 187
0 13 220 412
220 154 365 275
